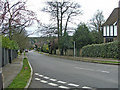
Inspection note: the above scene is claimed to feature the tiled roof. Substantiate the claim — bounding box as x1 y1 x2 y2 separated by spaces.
102 8 118 26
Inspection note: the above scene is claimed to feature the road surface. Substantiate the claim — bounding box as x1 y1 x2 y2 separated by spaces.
27 51 119 89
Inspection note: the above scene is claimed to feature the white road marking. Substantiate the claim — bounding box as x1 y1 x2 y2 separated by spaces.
57 81 67 84
50 79 57 81
101 71 110 73
82 86 92 89
40 80 48 83
43 76 49 79
68 83 79 87
39 75 44 77
48 83 58 86
35 78 40 81
35 73 39 75
59 86 69 89
75 67 110 73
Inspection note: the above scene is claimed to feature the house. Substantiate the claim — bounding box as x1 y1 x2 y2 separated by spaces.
102 0 120 43
102 8 118 43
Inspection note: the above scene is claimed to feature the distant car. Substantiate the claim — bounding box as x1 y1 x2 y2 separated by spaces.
25 49 28 52
0 68 3 90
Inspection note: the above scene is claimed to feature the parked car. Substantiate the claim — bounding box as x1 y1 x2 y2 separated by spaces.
0 68 3 90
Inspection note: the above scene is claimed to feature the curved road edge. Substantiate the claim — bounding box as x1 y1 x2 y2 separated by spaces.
25 55 33 88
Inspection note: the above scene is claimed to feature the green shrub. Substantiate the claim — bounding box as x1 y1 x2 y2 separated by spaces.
81 41 118 59
1 35 19 50
42 44 49 53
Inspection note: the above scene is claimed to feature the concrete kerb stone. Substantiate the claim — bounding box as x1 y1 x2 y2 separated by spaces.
25 56 33 88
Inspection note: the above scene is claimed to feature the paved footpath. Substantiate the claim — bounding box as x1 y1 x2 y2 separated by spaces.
2 54 24 88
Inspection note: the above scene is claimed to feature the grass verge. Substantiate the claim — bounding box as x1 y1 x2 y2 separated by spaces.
43 53 120 65
8 57 31 88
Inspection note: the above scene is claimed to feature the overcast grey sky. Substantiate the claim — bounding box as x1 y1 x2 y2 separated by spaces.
26 0 119 37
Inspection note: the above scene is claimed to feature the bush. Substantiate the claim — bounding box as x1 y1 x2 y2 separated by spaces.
42 44 49 53
81 41 118 59
1 35 19 50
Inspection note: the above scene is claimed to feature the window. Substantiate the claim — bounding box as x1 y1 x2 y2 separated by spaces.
103 26 106 36
114 25 117 36
110 26 113 36
105 38 113 43
107 26 109 36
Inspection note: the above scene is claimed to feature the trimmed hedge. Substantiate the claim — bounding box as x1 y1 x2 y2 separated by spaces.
0 35 19 50
81 41 118 59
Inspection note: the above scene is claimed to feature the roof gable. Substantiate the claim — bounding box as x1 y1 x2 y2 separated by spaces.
103 8 118 26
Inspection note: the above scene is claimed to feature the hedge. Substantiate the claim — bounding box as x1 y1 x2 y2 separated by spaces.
81 41 119 59
0 35 19 50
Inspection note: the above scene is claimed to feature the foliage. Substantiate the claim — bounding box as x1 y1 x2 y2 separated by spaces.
73 23 92 49
90 30 103 44
81 41 119 59
59 33 72 49
11 30 30 50
2 35 19 50
41 44 49 53
59 33 73 55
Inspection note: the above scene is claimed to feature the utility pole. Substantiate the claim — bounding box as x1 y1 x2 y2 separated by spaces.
74 41 75 57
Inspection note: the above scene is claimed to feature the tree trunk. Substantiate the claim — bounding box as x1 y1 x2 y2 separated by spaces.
65 49 67 56
60 48 64 55
54 49 56 54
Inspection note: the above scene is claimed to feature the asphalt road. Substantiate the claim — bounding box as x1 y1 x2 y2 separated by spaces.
27 51 119 89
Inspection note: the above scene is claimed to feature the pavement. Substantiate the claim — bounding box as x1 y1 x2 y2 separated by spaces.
2 54 24 88
27 51 119 89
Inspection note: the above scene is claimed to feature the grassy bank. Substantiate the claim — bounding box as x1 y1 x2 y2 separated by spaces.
8 57 31 88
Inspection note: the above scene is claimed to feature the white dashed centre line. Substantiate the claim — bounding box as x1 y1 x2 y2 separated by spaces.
75 67 110 73
48 83 58 86
57 81 67 84
39 75 44 77
43 76 49 79
101 71 110 73
82 86 92 89
59 86 70 89
40 80 48 83
50 79 57 81
35 73 39 75
35 78 40 81
68 83 79 87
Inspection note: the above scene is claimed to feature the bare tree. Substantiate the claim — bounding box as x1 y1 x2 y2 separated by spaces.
42 0 82 38
90 10 105 43
42 0 82 55
0 0 38 39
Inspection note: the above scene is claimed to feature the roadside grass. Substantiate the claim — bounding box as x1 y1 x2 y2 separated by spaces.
42 53 120 65
8 57 31 88
92 60 120 64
